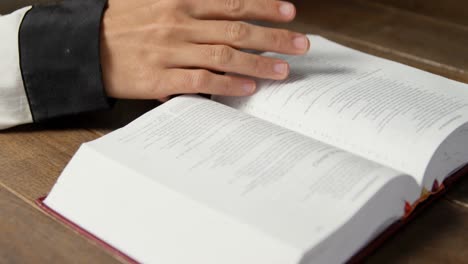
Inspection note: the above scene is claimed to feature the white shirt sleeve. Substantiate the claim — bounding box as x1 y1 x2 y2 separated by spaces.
0 6 33 130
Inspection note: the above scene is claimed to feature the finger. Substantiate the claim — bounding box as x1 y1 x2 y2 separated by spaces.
187 21 310 55
169 44 290 80
187 0 296 22
160 69 257 96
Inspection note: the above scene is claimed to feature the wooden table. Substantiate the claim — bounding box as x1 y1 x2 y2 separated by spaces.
1 1 468 263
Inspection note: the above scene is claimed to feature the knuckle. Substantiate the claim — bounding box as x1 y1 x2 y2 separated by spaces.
251 56 264 76
222 78 235 95
142 71 163 98
226 22 249 43
158 27 175 39
224 0 244 14
187 71 209 91
158 48 175 64
160 13 184 25
210 45 234 65
152 0 184 13
154 16 188 39
268 31 283 49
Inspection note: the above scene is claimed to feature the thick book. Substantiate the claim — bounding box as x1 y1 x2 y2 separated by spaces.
40 36 468 263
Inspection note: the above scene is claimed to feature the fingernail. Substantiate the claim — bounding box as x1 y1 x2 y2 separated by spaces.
279 2 295 18
242 82 256 94
293 35 309 51
274 62 289 76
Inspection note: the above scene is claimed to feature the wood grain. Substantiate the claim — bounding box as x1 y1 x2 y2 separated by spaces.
1 0 468 263
0 103 153 263
368 193 468 263
0 101 157 200
0 187 119 264
364 0 468 27
0 126 99 201
446 172 468 208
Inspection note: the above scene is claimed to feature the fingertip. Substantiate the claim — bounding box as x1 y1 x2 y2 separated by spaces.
292 34 309 53
278 70 290 80
280 63 290 80
278 1 296 21
306 37 311 53
273 61 290 79
242 80 257 95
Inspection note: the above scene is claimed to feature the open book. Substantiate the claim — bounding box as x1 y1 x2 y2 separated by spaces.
42 36 468 263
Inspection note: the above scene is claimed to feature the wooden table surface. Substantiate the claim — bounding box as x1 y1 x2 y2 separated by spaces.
1 0 468 263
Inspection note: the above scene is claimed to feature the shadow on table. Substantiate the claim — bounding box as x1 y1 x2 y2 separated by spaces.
1 99 160 133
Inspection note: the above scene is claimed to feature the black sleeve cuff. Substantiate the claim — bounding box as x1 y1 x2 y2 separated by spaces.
19 0 113 123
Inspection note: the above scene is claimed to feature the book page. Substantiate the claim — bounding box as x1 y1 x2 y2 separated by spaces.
81 95 416 262
214 36 468 188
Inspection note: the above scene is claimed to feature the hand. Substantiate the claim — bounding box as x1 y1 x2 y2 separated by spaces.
100 0 310 101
